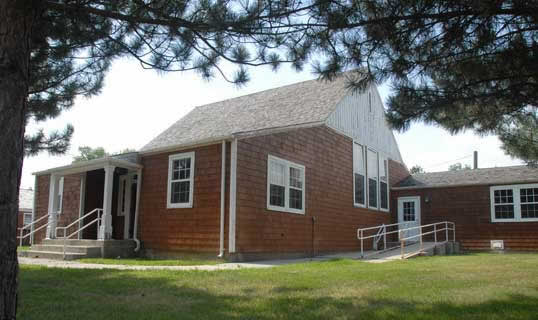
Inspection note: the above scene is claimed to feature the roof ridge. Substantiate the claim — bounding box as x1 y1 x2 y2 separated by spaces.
413 164 529 175
191 75 344 111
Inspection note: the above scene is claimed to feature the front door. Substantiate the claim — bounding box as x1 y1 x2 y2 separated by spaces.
397 196 421 243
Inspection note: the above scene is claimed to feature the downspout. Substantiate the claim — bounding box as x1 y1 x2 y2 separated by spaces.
133 168 142 252
218 140 226 258
228 139 237 254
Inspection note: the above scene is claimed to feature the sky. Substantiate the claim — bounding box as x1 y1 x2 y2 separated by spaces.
21 58 523 189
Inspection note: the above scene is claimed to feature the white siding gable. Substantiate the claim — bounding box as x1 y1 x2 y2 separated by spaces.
325 85 404 163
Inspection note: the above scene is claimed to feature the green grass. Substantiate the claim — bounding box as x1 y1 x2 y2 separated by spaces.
18 253 538 320
77 257 222 266
17 246 30 251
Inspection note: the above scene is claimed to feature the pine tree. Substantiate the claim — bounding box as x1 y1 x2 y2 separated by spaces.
2 1 538 317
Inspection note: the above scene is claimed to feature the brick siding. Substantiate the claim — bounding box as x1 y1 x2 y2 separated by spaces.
392 185 538 250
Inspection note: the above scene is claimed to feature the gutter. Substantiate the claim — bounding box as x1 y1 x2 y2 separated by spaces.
391 179 538 191
218 140 226 258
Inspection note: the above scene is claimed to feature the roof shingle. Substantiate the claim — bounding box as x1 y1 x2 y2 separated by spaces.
395 165 538 188
140 76 351 153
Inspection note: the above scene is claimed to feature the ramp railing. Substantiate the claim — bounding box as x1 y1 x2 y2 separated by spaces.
357 221 456 259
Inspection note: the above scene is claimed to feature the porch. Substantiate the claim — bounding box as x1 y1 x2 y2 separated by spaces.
21 154 143 259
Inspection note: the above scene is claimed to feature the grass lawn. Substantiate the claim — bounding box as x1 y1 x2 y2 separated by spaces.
17 246 30 251
77 257 222 266
18 253 538 320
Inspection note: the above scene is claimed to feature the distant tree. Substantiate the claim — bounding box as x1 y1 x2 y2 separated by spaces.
115 148 137 155
448 163 472 171
72 146 108 163
498 112 538 167
409 165 425 174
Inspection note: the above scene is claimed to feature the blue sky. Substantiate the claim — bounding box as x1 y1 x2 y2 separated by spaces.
21 58 522 188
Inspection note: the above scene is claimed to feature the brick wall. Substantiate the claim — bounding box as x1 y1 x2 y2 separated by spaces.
392 185 538 250
233 126 396 258
33 173 83 243
138 143 230 255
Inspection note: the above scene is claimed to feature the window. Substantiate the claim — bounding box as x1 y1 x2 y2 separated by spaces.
403 201 415 221
167 152 195 208
117 175 129 216
267 155 305 214
490 184 538 222
379 156 389 211
521 187 538 218
353 143 366 207
52 176 64 213
23 213 32 226
367 149 378 209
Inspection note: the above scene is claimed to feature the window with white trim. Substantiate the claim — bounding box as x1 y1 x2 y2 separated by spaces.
491 184 538 222
167 152 195 208
379 156 389 211
267 155 305 214
23 213 32 226
367 149 378 209
353 143 366 207
52 176 64 213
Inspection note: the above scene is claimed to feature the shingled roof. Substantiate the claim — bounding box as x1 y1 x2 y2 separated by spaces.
140 76 352 153
394 165 538 189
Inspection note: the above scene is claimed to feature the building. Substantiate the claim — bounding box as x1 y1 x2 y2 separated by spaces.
25 75 538 260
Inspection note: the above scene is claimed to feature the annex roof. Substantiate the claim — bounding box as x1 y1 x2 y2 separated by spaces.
140 76 352 153
394 165 538 189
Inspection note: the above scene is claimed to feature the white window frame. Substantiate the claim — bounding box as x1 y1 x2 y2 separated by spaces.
52 176 64 214
23 212 33 226
167 152 195 209
267 155 305 215
378 155 390 212
353 142 366 208
490 183 538 222
367 148 379 210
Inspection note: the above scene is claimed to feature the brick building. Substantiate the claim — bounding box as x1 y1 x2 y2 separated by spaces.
27 75 538 260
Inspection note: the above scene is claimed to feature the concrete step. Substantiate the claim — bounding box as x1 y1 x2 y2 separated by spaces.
30 244 101 255
41 239 106 246
19 250 87 261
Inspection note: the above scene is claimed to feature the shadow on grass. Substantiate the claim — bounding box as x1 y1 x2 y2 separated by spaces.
18 266 538 320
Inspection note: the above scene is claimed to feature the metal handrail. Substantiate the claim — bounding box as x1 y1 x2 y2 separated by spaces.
55 208 103 239
55 208 103 260
357 221 456 259
18 213 55 246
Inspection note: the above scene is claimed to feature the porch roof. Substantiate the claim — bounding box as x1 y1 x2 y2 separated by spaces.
32 156 143 176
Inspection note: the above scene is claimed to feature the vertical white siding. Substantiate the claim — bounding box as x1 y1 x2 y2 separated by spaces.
325 85 404 163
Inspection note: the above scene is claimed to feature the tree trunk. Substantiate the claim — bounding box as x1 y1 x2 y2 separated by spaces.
0 1 36 319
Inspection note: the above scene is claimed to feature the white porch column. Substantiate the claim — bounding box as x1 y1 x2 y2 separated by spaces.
99 165 115 240
46 174 58 239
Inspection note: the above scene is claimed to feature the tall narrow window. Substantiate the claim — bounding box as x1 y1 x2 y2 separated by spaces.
379 156 389 211
267 155 305 214
52 176 64 213
353 143 366 207
367 149 378 208
167 152 195 208
268 159 286 208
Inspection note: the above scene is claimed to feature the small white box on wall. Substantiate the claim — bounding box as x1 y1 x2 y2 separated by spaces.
490 240 504 250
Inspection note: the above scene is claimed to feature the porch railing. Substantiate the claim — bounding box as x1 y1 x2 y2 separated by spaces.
18 214 53 247
55 208 103 260
357 221 456 259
